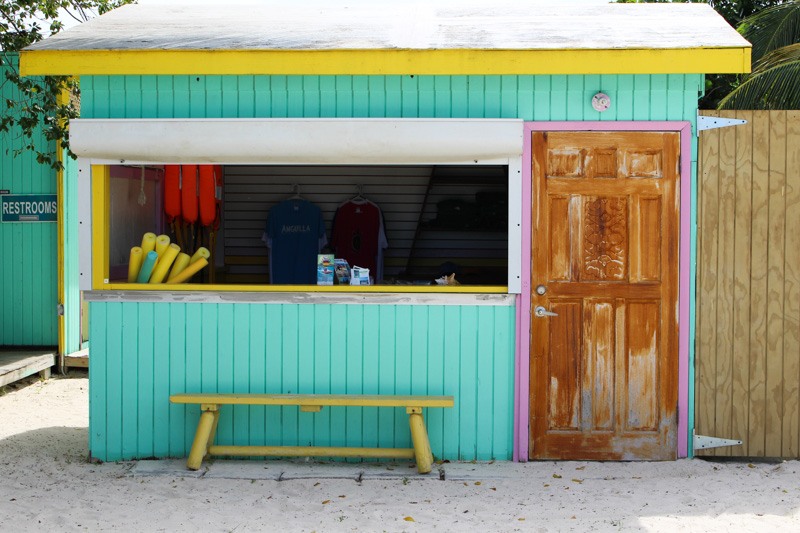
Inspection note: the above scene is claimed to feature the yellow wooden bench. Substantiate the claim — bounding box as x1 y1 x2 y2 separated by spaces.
169 393 454 474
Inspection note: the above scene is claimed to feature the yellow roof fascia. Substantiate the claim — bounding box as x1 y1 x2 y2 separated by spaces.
20 47 751 76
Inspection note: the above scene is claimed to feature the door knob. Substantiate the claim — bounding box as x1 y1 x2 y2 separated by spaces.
534 306 558 318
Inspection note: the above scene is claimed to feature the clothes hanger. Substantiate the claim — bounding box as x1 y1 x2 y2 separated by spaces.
351 184 366 202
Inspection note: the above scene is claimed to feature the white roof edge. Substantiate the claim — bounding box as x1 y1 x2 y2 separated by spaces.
26 2 750 52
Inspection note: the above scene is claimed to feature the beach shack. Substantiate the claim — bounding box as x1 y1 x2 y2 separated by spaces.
0 53 83 386
20 1 750 463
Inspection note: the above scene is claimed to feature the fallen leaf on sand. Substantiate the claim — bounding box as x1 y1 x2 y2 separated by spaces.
518 518 526 521
322 500 331 505
404 516 415 522
474 482 481 486
552 474 562 479
339 495 346 498
576 466 586 470
572 479 583 484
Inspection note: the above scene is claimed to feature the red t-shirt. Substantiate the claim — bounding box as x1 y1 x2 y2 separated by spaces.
331 200 386 276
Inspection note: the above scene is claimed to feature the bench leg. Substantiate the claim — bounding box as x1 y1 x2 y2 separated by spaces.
187 405 218 470
205 409 220 460
407 408 434 474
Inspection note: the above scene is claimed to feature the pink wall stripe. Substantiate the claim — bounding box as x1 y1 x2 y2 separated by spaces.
515 121 692 461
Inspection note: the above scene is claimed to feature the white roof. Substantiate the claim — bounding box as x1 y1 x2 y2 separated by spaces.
26 1 749 52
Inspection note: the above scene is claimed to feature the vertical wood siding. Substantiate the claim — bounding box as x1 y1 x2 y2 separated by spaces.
88 301 516 462
79 74 703 124
0 55 58 346
697 110 800 457
63 153 82 353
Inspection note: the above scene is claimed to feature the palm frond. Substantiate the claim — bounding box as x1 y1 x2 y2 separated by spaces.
718 43 800 109
738 0 800 61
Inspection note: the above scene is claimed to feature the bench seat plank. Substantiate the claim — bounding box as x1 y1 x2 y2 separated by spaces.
170 393 454 408
171 392 453 473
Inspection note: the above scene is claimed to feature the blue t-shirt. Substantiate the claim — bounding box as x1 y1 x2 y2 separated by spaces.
263 199 327 284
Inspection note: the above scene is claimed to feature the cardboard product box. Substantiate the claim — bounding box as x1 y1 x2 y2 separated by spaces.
317 254 334 285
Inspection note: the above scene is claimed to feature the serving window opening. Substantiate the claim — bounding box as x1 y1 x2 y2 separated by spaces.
105 164 510 291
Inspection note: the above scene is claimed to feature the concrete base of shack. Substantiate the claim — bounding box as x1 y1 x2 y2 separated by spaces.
0 349 56 388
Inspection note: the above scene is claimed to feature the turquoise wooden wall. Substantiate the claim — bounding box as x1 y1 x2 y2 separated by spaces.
89 301 516 461
62 152 81 354
0 54 58 347
82 73 704 461
80 74 703 123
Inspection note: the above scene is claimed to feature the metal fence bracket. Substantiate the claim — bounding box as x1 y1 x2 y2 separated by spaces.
697 115 747 131
693 432 743 451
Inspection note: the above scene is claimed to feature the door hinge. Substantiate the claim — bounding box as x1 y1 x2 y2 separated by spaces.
697 115 747 131
693 431 743 451
57 303 65 316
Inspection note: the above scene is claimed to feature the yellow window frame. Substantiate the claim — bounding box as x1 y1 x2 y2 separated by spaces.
90 164 508 294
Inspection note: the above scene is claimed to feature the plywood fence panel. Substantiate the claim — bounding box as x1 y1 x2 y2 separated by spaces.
783 111 800 457
697 110 800 457
697 112 720 453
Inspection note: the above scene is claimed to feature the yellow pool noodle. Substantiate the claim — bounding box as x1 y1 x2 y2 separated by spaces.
167 253 191 282
141 232 157 255
190 247 211 264
166 257 208 284
155 234 171 256
149 243 180 284
127 247 143 283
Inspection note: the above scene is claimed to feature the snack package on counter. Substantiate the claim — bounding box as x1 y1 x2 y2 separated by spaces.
317 254 334 285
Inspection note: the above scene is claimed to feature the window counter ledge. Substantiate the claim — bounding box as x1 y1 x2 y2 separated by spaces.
83 290 515 306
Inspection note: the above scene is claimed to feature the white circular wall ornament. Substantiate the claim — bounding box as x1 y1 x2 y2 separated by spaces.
592 92 611 112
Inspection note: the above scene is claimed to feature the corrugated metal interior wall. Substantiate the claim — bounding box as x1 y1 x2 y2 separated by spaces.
0 53 58 346
223 164 508 283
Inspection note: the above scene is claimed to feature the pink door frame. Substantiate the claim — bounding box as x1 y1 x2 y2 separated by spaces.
514 121 693 461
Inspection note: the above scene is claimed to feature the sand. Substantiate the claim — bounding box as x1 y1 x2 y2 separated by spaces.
1 372 799 532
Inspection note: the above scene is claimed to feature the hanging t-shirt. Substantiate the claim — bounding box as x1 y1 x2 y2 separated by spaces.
331 199 388 279
262 198 327 284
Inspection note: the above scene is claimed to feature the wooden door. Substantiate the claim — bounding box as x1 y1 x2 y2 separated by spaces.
529 131 680 460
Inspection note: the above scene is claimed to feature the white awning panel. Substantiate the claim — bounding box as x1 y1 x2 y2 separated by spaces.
70 118 523 165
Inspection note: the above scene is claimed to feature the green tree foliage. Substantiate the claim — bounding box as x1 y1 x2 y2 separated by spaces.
719 0 800 108
1 1 131 169
616 0 791 108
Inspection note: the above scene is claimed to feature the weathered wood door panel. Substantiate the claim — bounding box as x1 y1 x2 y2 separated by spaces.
530 131 679 460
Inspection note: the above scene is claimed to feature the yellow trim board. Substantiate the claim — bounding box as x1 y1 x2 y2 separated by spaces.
91 165 110 290
21 47 751 76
